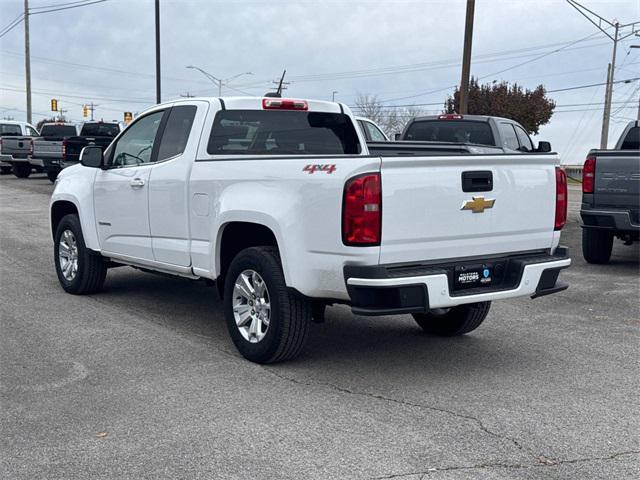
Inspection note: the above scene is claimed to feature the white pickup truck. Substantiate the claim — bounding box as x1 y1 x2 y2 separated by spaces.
50 97 571 363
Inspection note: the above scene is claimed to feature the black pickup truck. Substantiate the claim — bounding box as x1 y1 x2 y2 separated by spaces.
581 121 640 264
64 122 121 165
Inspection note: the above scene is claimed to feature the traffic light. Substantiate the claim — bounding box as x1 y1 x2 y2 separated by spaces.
124 111 133 123
83 105 88 118
51 99 58 112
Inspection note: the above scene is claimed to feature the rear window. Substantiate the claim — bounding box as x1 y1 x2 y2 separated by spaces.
207 110 360 155
0 124 22 136
80 123 120 137
620 126 639 150
404 120 495 146
40 124 77 137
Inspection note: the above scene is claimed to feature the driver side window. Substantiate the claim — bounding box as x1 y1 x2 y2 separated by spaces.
111 111 164 167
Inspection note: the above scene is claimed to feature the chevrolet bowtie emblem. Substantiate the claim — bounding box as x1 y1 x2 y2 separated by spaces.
461 196 495 213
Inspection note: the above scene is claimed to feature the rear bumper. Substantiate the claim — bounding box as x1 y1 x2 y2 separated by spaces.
344 247 571 316
581 207 639 232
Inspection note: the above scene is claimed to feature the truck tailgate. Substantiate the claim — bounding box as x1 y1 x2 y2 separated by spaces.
379 154 558 263
593 152 640 210
33 140 63 158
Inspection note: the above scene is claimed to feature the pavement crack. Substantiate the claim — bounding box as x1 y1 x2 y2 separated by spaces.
371 450 640 478
262 368 532 457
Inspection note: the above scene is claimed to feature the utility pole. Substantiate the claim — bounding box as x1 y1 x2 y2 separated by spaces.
24 0 32 124
155 0 161 104
88 102 96 121
458 0 475 114
566 1 639 148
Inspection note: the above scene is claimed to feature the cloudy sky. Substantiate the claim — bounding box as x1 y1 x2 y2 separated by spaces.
1 0 638 163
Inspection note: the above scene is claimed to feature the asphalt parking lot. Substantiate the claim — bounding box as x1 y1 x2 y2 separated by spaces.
1 173 638 480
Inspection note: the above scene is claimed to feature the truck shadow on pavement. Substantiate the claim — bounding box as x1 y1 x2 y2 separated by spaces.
99 268 548 374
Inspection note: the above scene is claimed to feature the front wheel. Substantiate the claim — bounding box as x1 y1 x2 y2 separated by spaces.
54 214 107 294
412 302 491 336
223 246 311 363
12 162 31 178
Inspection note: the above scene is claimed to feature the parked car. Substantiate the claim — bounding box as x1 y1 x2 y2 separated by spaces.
398 114 552 153
356 116 389 141
0 120 40 177
50 96 570 363
581 120 640 263
63 121 121 166
31 123 79 183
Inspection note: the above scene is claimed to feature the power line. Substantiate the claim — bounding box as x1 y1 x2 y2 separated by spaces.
28 0 109 16
29 0 103 11
547 76 640 93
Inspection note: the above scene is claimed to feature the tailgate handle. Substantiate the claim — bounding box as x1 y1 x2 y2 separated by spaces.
462 171 493 192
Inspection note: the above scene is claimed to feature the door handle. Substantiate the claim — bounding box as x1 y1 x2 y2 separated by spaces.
130 178 145 188
461 171 493 192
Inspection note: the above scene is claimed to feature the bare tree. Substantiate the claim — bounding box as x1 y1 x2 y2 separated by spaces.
353 93 425 138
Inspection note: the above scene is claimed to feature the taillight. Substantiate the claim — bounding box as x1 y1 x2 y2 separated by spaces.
62 139 67 160
555 167 567 231
342 173 381 246
29 139 33 156
262 98 308 110
0 138 3 153
582 156 596 193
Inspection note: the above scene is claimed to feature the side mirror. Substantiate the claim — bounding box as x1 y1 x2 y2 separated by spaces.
80 146 104 168
537 141 551 153
394 133 402 141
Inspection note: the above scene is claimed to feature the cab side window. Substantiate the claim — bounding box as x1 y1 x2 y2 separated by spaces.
499 122 519 151
111 111 164 167
364 121 387 141
157 106 197 161
514 125 534 152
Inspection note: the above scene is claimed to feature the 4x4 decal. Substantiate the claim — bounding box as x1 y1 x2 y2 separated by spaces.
303 164 337 174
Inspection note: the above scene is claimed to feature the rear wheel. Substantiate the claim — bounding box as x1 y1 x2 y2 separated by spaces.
223 246 311 363
54 214 107 294
582 228 613 264
412 302 491 336
12 163 31 178
46 169 60 183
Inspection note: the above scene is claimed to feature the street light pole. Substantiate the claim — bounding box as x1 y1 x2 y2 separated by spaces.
332 91 338 102
155 0 161 104
186 66 252 96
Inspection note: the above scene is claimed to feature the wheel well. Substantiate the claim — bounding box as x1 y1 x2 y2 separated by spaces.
218 222 279 295
50 201 78 239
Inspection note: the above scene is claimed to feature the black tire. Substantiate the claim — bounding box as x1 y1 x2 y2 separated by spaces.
12 163 31 178
582 228 613 264
412 302 491 336
46 169 60 183
0 166 11 174
54 214 107 294
223 246 311 363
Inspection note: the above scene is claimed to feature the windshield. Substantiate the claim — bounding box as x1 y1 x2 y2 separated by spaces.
40 125 77 137
0 124 22 136
404 120 495 146
80 123 120 137
207 110 361 155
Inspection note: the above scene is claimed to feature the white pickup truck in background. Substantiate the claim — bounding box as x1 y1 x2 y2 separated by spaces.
50 97 571 363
